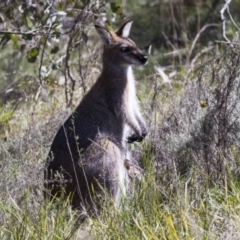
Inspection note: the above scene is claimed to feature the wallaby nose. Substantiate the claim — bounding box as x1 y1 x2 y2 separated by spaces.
139 54 148 64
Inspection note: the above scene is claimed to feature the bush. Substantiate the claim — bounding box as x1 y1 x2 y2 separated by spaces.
149 36 240 185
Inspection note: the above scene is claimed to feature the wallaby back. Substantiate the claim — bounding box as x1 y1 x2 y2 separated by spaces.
44 19 148 212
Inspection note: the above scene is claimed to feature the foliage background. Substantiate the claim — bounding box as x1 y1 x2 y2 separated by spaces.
1 0 240 239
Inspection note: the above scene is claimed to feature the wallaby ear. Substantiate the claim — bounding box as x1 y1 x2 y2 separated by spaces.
94 23 114 46
115 19 133 38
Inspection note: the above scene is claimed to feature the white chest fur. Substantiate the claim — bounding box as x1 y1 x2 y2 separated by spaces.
122 67 139 141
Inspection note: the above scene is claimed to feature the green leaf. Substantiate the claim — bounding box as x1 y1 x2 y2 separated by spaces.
0 109 14 124
26 16 33 28
23 34 33 41
26 47 39 63
50 46 59 54
6 7 14 19
39 1 45 6
40 36 47 44
81 31 88 43
52 31 60 39
81 0 90 5
0 34 11 49
110 3 123 15
10 34 19 49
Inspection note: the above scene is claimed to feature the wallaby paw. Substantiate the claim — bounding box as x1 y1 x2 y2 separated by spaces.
127 127 148 143
124 159 144 180
141 129 148 138
127 133 144 143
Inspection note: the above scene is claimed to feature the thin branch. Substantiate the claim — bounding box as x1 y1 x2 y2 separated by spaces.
38 23 55 86
64 3 91 107
38 2 56 86
187 45 216 76
187 23 219 64
0 29 45 36
220 0 232 43
227 6 240 31
162 31 182 64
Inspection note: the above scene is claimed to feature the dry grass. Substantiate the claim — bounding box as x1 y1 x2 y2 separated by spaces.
1 0 240 237
1 39 240 239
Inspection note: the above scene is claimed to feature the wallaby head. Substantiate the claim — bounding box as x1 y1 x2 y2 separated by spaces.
94 19 148 67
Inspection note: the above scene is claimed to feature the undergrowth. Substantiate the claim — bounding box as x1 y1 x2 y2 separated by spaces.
91 169 240 239
1 20 240 240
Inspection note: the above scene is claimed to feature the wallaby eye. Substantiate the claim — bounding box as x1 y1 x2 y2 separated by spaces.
121 46 130 52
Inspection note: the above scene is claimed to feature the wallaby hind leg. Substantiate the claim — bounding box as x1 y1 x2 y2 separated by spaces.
83 138 128 207
44 139 128 211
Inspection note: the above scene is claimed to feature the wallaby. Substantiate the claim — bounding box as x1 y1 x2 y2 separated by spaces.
44 19 148 212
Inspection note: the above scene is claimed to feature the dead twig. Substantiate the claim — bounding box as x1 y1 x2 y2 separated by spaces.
220 0 232 43
187 23 219 64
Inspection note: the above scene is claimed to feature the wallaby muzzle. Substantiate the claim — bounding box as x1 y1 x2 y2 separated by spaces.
139 54 148 64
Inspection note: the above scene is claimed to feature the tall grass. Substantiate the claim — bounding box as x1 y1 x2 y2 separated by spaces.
1 1 240 239
0 193 93 240
1 40 240 240
91 166 240 239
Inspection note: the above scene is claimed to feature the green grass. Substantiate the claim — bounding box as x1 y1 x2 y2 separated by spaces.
1 132 240 240
1 31 240 240
1 77 240 240
0 193 92 240
91 170 240 239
